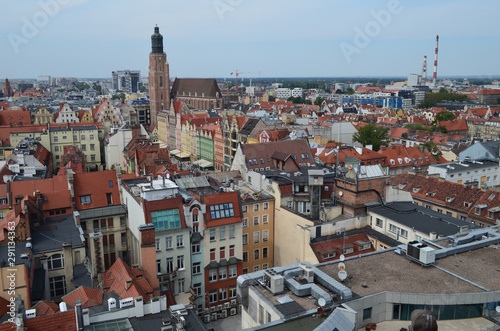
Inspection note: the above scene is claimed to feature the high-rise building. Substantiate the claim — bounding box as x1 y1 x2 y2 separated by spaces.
111 70 140 93
148 26 170 128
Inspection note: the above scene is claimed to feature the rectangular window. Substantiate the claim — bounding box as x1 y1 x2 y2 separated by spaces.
210 248 216 261
157 259 161 273
229 265 237 278
90 134 94 140
253 203 259 211
193 283 202 297
243 234 248 245
263 263 268 270
151 209 181 231
155 239 160 251
254 231 260 243
254 249 260 260
376 218 383 227
49 275 66 297
253 216 259 225
219 227 226 240
229 285 237 298
254 265 260 272
209 203 235 220
121 232 126 244
80 195 92 205
177 278 185 294
191 243 200 254
165 236 172 249
262 215 268 224
100 218 107 228
263 202 269 210
48 254 64 270
193 262 201 275
166 257 173 273
219 267 227 280
209 290 217 303
177 255 184 270
242 218 248 227
219 287 227 301
263 230 269 242
243 251 248 262
120 216 126 226
229 225 235 238
242 205 248 213
210 229 216 241
263 247 268 259
363 307 372 320
91 154 96 162
229 244 235 257
209 269 217 282
176 235 184 247
220 247 226 259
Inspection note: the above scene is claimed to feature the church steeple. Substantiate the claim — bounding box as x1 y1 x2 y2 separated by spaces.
151 26 163 54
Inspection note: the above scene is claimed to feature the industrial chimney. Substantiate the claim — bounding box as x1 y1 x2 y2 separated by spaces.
432 35 439 88
422 55 427 82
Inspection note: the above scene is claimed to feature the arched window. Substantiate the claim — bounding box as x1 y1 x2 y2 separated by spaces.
48 254 64 270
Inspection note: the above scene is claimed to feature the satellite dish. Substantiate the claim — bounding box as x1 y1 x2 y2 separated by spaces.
318 298 326 307
496 306 500 313
338 262 345 270
15 318 22 327
338 270 347 281
338 191 343 197
340 254 345 262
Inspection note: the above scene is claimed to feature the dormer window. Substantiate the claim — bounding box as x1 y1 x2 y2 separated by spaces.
413 187 421 193
446 197 455 203
464 202 470 208
390 159 396 165
398 184 406 189
475 204 486 215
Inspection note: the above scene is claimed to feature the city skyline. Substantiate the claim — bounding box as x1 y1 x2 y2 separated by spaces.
1 0 499 79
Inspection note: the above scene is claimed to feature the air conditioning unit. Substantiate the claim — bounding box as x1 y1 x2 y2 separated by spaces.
217 304 223 311
211 313 218 321
230 308 237 316
210 306 216 312
203 308 209 314
224 302 230 309
217 312 222 319
221 310 228 318
204 315 211 323
230 299 237 306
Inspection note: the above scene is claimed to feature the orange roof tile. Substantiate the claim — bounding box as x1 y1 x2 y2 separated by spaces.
63 286 104 309
101 258 154 302
0 310 76 331
33 301 59 316
73 170 121 210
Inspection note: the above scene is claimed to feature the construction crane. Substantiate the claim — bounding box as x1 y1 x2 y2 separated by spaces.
230 70 245 95
230 70 262 94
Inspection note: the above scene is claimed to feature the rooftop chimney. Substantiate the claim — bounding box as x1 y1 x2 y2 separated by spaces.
433 35 439 88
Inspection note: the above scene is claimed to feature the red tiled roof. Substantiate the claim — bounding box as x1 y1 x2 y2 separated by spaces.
63 286 104 309
439 119 468 132
73 170 121 210
241 139 314 170
0 296 9 318
101 258 154 302
33 301 59 316
202 191 242 227
311 233 375 263
0 310 76 331
9 176 72 211
477 89 500 95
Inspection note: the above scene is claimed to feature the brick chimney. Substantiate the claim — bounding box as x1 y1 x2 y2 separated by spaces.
139 224 159 296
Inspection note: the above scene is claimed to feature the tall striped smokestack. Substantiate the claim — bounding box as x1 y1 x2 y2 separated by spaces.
433 35 439 87
422 55 427 82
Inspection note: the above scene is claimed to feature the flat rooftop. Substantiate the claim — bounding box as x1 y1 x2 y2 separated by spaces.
318 248 495 298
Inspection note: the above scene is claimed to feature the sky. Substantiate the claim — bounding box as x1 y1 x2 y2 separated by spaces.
1 0 500 79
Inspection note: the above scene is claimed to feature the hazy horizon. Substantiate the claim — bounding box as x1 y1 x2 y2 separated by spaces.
2 0 500 79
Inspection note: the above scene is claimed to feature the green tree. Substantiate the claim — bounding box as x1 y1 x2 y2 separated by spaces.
433 111 456 124
352 124 389 151
345 87 355 95
111 93 126 101
314 96 325 106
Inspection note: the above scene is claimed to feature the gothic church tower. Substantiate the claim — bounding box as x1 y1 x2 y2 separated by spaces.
148 26 170 128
